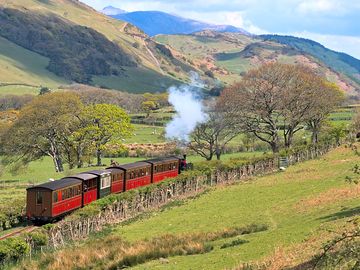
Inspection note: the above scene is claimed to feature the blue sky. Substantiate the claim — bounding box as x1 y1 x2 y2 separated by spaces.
82 0 360 59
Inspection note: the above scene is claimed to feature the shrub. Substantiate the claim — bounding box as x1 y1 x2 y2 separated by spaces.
26 231 48 248
0 237 29 264
220 238 249 249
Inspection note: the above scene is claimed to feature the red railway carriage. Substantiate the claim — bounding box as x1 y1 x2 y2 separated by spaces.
64 173 98 206
145 157 181 183
106 167 125 194
108 162 152 191
26 178 82 222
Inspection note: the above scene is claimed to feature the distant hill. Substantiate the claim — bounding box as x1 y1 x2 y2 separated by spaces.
155 31 360 100
110 10 249 36
261 35 360 84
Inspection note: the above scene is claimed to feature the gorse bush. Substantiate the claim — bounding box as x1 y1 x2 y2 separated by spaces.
0 198 25 230
0 237 29 264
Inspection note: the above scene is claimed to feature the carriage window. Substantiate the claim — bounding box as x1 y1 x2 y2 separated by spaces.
101 175 111 189
36 191 43 204
53 192 58 203
63 189 67 200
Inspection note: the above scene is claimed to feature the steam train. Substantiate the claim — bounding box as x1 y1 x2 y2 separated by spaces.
26 156 187 222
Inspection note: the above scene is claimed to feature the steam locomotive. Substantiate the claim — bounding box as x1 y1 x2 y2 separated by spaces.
26 156 187 223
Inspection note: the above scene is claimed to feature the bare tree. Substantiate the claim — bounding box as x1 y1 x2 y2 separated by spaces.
219 63 288 152
306 82 344 144
189 101 239 160
220 63 344 152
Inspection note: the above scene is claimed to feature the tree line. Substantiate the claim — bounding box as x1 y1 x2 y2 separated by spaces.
189 63 345 160
0 92 132 172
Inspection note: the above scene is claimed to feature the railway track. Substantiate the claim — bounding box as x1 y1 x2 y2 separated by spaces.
0 226 36 241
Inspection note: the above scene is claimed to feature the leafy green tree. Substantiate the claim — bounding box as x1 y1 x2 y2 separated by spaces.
142 100 158 118
79 104 133 166
1 92 82 172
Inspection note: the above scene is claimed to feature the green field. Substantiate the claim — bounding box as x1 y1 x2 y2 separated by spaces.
92 67 182 93
125 124 165 144
0 36 67 89
107 146 360 269
12 145 360 270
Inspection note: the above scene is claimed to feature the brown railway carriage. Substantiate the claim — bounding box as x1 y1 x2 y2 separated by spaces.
26 178 82 222
107 162 151 191
145 157 181 183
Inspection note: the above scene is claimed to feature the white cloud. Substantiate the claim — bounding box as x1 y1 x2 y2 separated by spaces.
179 11 267 34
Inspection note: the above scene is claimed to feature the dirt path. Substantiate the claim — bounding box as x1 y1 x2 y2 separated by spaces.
0 226 36 241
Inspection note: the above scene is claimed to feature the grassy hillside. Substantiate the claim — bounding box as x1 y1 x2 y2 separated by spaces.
0 36 67 89
155 32 360 98
12 145 360 269
261 35 360 83
0 0 193 93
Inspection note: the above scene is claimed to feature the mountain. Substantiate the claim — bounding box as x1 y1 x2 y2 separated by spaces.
101 6 126 16
155 31 360 100
0 0 202 93
0 0 359 100
110 11 249 37
260 35 360 84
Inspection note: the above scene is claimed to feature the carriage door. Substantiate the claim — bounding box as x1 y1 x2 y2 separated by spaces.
35 190 44 215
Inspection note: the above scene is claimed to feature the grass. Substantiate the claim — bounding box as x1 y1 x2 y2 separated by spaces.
0 85 39 96
0 36 68 89
5 145 360 269
125 124 165 144
92 67 182 93
93 145 360 269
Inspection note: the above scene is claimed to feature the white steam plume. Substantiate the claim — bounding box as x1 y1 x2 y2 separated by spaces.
165 72 208 142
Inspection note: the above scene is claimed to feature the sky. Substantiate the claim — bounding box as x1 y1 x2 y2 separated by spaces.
82 0 360 59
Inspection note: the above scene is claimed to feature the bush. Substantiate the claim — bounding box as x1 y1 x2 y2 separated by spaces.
26 231 48 248
0 198 25 230
220 238 249 249
0 237 29 264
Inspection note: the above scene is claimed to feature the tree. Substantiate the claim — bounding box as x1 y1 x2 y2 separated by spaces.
219 63 286 152
220 63 344 152
141 100 158 118
189 101 239 160
79 104 133 166
306 82 344 144
1 92 82 172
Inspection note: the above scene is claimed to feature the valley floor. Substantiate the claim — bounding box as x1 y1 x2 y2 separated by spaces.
14 146 360 269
